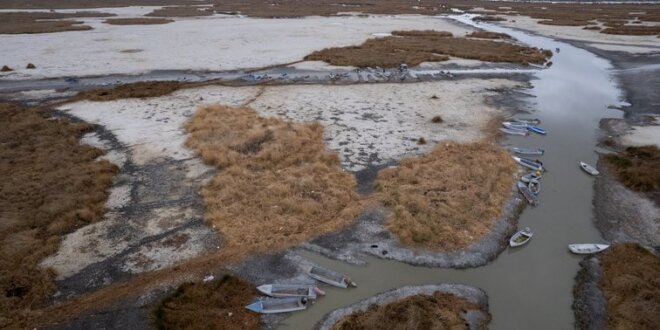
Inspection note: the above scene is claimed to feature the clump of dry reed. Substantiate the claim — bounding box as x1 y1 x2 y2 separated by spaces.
603 145 660 192
375 142 516 251
305 30 551 68
599 244 660 330
76 81 183 101
0 103 117 328
185 105 362 255
331 291 490 330
152 274 260 330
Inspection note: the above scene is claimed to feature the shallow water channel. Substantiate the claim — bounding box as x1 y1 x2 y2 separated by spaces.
278 14 624 330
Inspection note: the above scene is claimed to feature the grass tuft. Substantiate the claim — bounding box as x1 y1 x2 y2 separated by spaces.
1 65 12 72
375 142 516 251
431 115 444 123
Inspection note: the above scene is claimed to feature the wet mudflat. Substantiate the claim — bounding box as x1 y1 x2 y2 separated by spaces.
278 14 624 330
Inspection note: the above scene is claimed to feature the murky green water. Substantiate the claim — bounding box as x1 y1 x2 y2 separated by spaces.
278 14 624 330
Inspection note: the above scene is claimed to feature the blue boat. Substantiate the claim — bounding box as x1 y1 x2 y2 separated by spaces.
527 126 547 135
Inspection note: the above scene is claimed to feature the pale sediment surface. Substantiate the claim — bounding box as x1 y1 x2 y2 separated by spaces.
0 15 474 80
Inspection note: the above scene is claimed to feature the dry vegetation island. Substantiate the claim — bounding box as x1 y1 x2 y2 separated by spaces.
76 81 185 101
104 18 174 25
305 30 551 68
0 11 113 34
0 103 117 328
599 244 660 329
603 145 660 194
331 291 489 330
376 142 516 251
185 105 363 256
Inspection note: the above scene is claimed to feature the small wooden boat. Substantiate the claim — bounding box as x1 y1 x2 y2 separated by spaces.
518 181 539 206
579 161 599 176
513 118 541 125
257 284 325 299
303 265 356 288
527 126 547 135
520 171 542 183
513 156 544 171
500 127 528 136
511 147 544 156
568 244 610 254
245 297 308 314
510 227 533 247
502 121 528 129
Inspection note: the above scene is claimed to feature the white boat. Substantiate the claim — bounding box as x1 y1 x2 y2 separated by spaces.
511 147 544 156
500 127 528 136
303 265 356 288
245 297 308 314
257 284 325 299
502 121 528 129
520 171 542 183
518 181 539 206
513 156 544 171
510 227 533 247
579 161 599 176
568 244 610 254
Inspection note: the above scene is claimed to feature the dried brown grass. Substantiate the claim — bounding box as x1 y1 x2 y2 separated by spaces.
186 105 362 255
600 244 660 330
0 103 117 328
305 30 551 68
76 81 183 101
146 6 214 17
375 142 516 251
152 274 260 330
601 25 660 36
466 31 511 39
331 291 490 330
104 17 174 25
0 11 113 34
603 145 660 192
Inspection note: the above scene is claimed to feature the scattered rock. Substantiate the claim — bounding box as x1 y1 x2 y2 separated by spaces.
417 137 427 145
26 63 36 69
431 115 444 123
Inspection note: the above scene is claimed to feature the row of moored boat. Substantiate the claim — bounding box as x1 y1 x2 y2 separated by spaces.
506 118 608 254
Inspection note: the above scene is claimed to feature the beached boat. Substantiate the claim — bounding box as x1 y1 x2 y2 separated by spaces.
568 244 610 254
245 297 308 314
579 161 599 176
303 265 356 288
511 147 544 156
502 121 528 129
500 127 528 136
510 227 533 247
257 284 325 299
513 156 544 171
513 118 541 125
520 171 542 183
527 126 547 135
518 181 539 206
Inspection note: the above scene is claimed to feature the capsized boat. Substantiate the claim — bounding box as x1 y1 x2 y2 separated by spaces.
245 297 308 314
510 227 533 247
257 284 325 299
511 147 545 156
500 127 528 136
513 156 544 171
568 244 610 254
513 118 541 125
518 181 539 206
579 161 599 176
303 265 356 288
527 125 547 135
